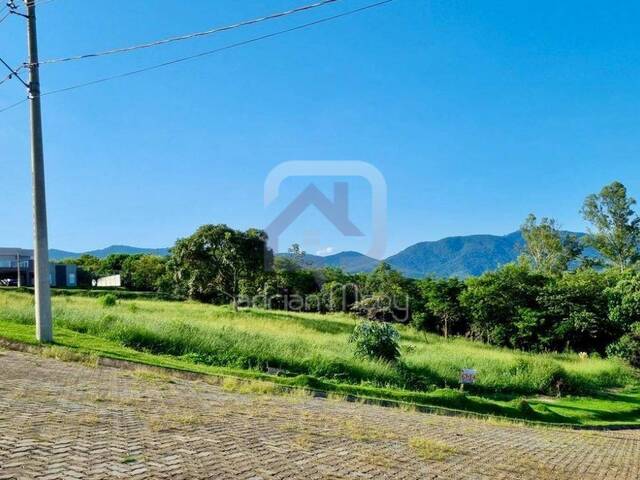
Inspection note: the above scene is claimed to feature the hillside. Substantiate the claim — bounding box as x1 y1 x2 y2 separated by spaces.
285 232 526 278
386 232 524 278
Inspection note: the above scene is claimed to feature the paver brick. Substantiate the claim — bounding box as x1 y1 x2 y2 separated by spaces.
0 349 639 479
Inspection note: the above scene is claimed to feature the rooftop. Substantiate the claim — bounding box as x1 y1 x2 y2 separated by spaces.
0 248 34 257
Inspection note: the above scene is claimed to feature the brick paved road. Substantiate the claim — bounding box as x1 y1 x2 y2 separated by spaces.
0 349 639 479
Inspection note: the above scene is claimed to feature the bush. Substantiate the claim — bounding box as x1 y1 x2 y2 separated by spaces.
514 398 535 416
99 294 118 308
606 323 640 368
349 320 401 362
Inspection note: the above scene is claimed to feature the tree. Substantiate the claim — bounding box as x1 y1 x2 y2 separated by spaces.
460 264 547 346
100 254 130 276
418 277 466 339
519 214 582 275
606 322 640 368
288 243 307 266
169 224 268 307
538 270 615 353
606 270 640 332
582 181 640 272
121 255 169 292
271 245 320 311
351 263 415 322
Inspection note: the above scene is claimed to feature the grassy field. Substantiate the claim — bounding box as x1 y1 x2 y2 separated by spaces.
1 289 639 426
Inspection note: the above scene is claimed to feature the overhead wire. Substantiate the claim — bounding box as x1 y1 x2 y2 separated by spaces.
38 0 394 98
0 96 27 113
0 0 394 113
34 0 341 66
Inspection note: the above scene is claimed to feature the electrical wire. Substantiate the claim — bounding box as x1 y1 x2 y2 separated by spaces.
0 96 27 113
0 0 57 22
35 0 341 66
38 0 393 99
0 72 14 86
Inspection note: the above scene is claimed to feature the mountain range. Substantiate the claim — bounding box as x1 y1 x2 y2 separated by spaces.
49 245 170 261
48 231 542 278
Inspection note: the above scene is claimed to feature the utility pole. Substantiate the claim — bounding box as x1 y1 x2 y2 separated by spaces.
25 0 53 342
16 252 21 288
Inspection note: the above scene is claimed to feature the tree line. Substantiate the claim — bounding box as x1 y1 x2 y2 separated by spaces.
64 181 640 365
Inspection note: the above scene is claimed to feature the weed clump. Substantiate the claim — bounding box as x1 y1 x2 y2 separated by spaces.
99 294 118 308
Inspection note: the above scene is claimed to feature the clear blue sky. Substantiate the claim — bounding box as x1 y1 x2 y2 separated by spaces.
1 0 639 258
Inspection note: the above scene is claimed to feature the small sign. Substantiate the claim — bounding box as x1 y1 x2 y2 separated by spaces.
460 369 477 385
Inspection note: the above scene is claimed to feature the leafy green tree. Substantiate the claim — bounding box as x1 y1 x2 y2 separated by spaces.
319 281 358 312
460 264 547 345
538 270 615 353
121 255 168 292
582 181 640 272
169 224 268 307
606 322 640 368
352 263 416 322
100 254 130 276
288 243 307 266
364 262 406 296
418 277 466 338
519 214 582 275
272 253 319 311
606 270 640 332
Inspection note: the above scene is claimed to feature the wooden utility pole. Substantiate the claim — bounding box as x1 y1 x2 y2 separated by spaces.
25 0 53 342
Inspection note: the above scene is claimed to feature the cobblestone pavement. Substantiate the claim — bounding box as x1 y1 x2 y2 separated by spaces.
1 349 639 479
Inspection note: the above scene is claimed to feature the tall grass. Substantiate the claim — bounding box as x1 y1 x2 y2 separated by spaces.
0 290 634 395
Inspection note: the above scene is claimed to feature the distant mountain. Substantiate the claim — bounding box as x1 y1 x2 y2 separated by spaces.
386 232 524 278
49 245 170 260
277 251 379 273
275 232 527 278
48 231 589 278
323 251 380 272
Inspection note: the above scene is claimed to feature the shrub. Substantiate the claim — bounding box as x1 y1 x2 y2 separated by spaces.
349 320 401 362
513 398 534 416
606 323 640 368
99 294 118 308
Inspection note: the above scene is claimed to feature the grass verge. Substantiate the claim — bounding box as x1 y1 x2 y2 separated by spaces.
1 319 639 427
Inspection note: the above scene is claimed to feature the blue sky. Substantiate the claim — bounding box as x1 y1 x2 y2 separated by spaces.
1 0 639 258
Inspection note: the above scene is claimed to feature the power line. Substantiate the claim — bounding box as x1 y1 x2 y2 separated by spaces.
37 0 394 99
0 0 395 111
0 96 26 113
0 0 56 22
0 71 15 85
35 0 341 66
0 56 28 87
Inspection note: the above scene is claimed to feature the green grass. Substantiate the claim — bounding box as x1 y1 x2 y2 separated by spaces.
1 290 639 426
